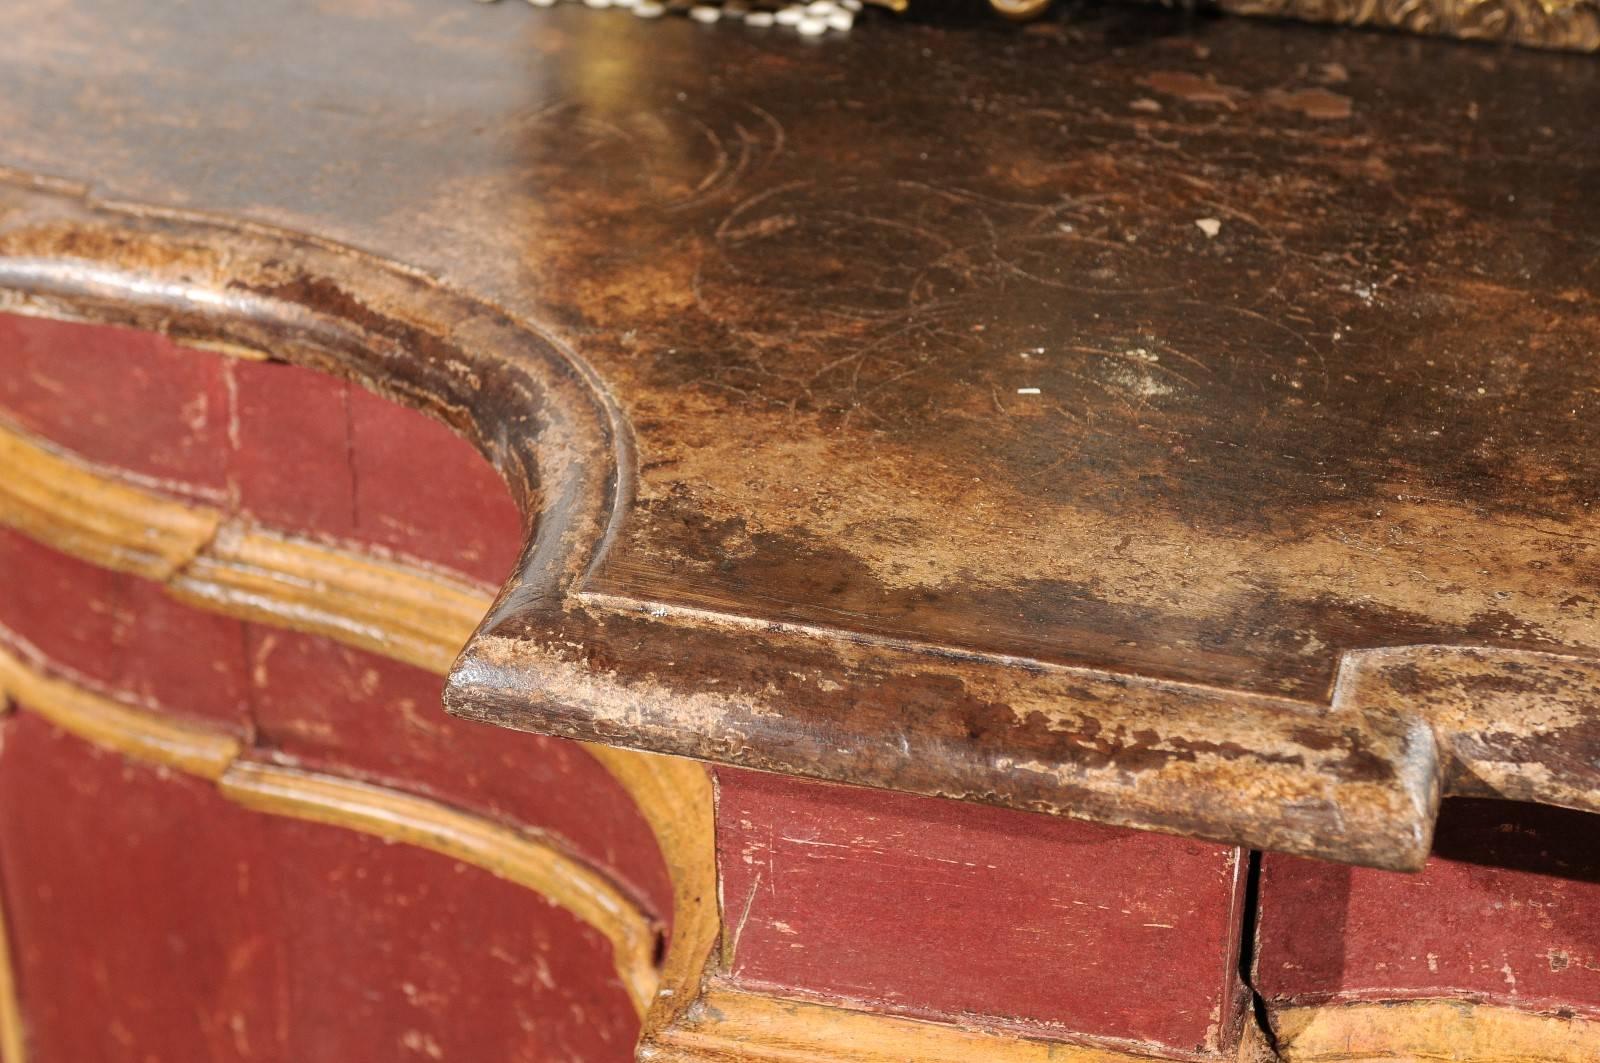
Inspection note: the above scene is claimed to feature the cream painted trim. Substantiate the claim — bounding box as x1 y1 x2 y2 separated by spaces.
1272 1001 1600 1063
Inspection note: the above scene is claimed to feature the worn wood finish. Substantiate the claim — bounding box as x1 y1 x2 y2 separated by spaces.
0 0 1596 873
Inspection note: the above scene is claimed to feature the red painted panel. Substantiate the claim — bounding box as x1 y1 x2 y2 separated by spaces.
0 713 639 1062
244 625 675 924
226 357 360 541
1255 798 1600 1018
0 529 251 730
0 312 522 585
0 313 230 497
347 385 523 586
716 768 1246 1056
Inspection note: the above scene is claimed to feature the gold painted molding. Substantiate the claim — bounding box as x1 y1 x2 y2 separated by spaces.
0 642 660 1016
0 688 21 1063
0 424 218 581
0 882 20 1063
220 760 659 1015
172 523 488 676
644 985 1183 1063
1272 1000 1600 1062
0 644 239 780
590 744 721 1041
0 417 723 1040
0 421 485 676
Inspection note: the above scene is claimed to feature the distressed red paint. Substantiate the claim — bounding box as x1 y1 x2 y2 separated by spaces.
0 529 251 730
0 314 231 498
243 624 674 923
0 315 522 585
715 768 1247 1056
1255 798 1600 1018
0 713 639 1061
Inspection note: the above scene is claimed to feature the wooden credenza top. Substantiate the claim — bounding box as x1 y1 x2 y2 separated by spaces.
0 0 1596 871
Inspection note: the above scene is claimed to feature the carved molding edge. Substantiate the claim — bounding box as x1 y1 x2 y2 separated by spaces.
642 986 1600 1063
645 986 1200 1063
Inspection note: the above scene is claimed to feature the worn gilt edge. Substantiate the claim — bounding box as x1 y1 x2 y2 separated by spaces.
0 781 20 1063
0 421 219 581
1270 1000 1600 1061
0 639 659 1016
0 420 488 675
219 761 659 1013
646 984 1267 1063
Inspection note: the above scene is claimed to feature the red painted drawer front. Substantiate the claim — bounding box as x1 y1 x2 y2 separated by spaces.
0 529 252 731
0 713 639 1062
1256 798 1600 1018
0 313 523 585
0 314 231 499
242 624 676 923
0 528 673 926
716 768 1246 1056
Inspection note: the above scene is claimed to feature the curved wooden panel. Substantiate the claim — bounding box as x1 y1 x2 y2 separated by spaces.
218 761 658 1015
0 191 720 1037
0 641 657 1007
0 713 644 1062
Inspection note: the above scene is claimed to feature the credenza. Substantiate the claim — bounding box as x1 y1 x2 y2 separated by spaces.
0 2 1596 1060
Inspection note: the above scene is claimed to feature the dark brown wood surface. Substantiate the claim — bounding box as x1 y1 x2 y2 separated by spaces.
0 0 1596 870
